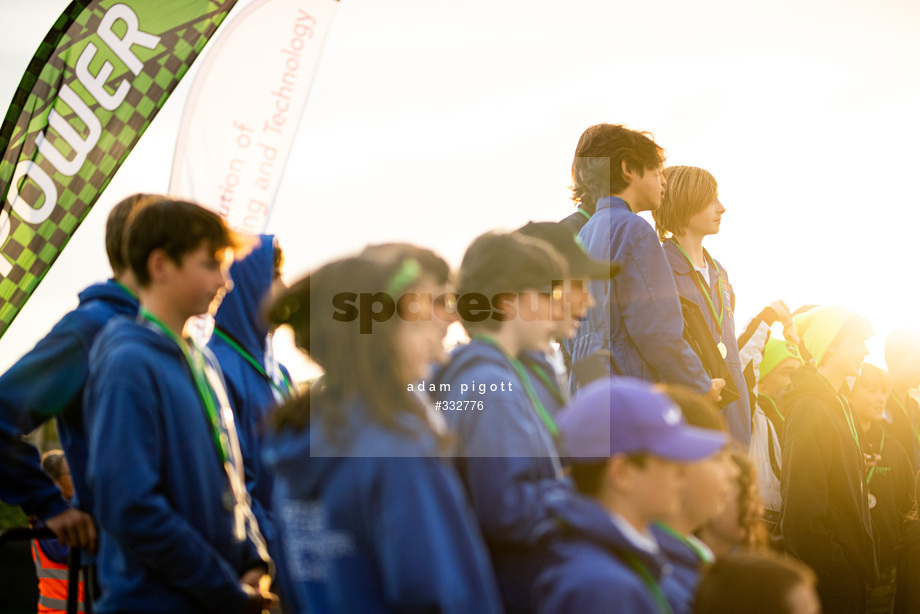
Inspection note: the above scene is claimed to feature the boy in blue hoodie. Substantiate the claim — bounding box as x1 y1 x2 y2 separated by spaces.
563 124 724 403
534 378 727 614
85 199 274 614
515 221 620 416
209 236 291 536
433 231 575 613
0 193 151 558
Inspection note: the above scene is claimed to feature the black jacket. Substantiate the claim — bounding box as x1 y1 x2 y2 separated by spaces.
776 367 878 586
894 519 920 614
885 393 920 473
863 421 914 573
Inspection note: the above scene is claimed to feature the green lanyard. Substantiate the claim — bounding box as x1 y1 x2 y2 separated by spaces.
621 551 673 614
112 279 136 299
523 357 567 407
671 240 724 330
867 429 886 485
891 394 920 451
472 336 560 439
140 309 230 465
577 208 591 221
839 397 862 452
212 328 293 399
140 311 274 571
760 395 785 423
654 522 715 564
822 378 862 454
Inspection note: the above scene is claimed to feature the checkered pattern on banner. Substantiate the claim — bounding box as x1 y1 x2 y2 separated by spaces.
0 0 238 338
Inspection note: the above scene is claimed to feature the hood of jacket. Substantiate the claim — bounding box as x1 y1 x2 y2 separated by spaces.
430 338 511 390
548 492 667 580
77 279 138 314
261 397 440 501
782 365 840 415
92 315 184 371
214 234 275 360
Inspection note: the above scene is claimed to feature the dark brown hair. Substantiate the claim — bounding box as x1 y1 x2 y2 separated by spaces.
663 385 726 431
692 552 816 614
123 199 244 287
570 124 665 214
105 193 159 274
569 453 649 497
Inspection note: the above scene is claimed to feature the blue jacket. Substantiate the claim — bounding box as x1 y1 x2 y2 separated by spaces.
651 523 706 614
85 318 264 614
432 339 573 614
564 197 710 395
520 350 568 417
534 494 671 614
210 234 290 543
661 240 751 445
261 398 503 614
0 280 137 520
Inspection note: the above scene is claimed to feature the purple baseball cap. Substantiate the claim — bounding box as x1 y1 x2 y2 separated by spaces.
558 378 727 463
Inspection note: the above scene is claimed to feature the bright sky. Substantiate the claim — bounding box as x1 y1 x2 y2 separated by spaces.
1 0 918 377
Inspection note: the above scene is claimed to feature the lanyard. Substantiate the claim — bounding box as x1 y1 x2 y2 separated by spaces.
654 522 715 564
141 308 230 464
212 328 293 400
577 208 591 221
112 279 136 299
867 429 886 485
139 309 273 571
621 551 673 614
671 240 724 330
823 381 862 454
472 336 560 439
760 395 785 423
523 357 567 407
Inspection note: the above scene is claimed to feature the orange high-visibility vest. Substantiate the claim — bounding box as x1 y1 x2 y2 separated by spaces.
30 538 85 613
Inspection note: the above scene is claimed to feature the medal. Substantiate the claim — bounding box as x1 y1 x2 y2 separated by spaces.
718 342 727 359
221 488 237 513
868 493 877 509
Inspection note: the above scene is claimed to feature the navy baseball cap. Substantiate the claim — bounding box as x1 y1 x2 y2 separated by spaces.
558 378 727 463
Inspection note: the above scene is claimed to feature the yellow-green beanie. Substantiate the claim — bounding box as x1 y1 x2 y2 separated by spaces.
793 305 858 367
759 338 803 382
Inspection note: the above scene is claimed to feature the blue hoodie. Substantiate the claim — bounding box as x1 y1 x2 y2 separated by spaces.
85 318 264 614
0 280 137 521
519 350 568 417
209 234 290 542
651 523 708 614
564 197 710 396
534 494 672 614
432 339 573 614
261 398 503 614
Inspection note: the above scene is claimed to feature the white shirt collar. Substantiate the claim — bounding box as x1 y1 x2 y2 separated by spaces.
609 512 660 554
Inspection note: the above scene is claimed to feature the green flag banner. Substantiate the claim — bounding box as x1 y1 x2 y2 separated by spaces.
0 0 238 339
